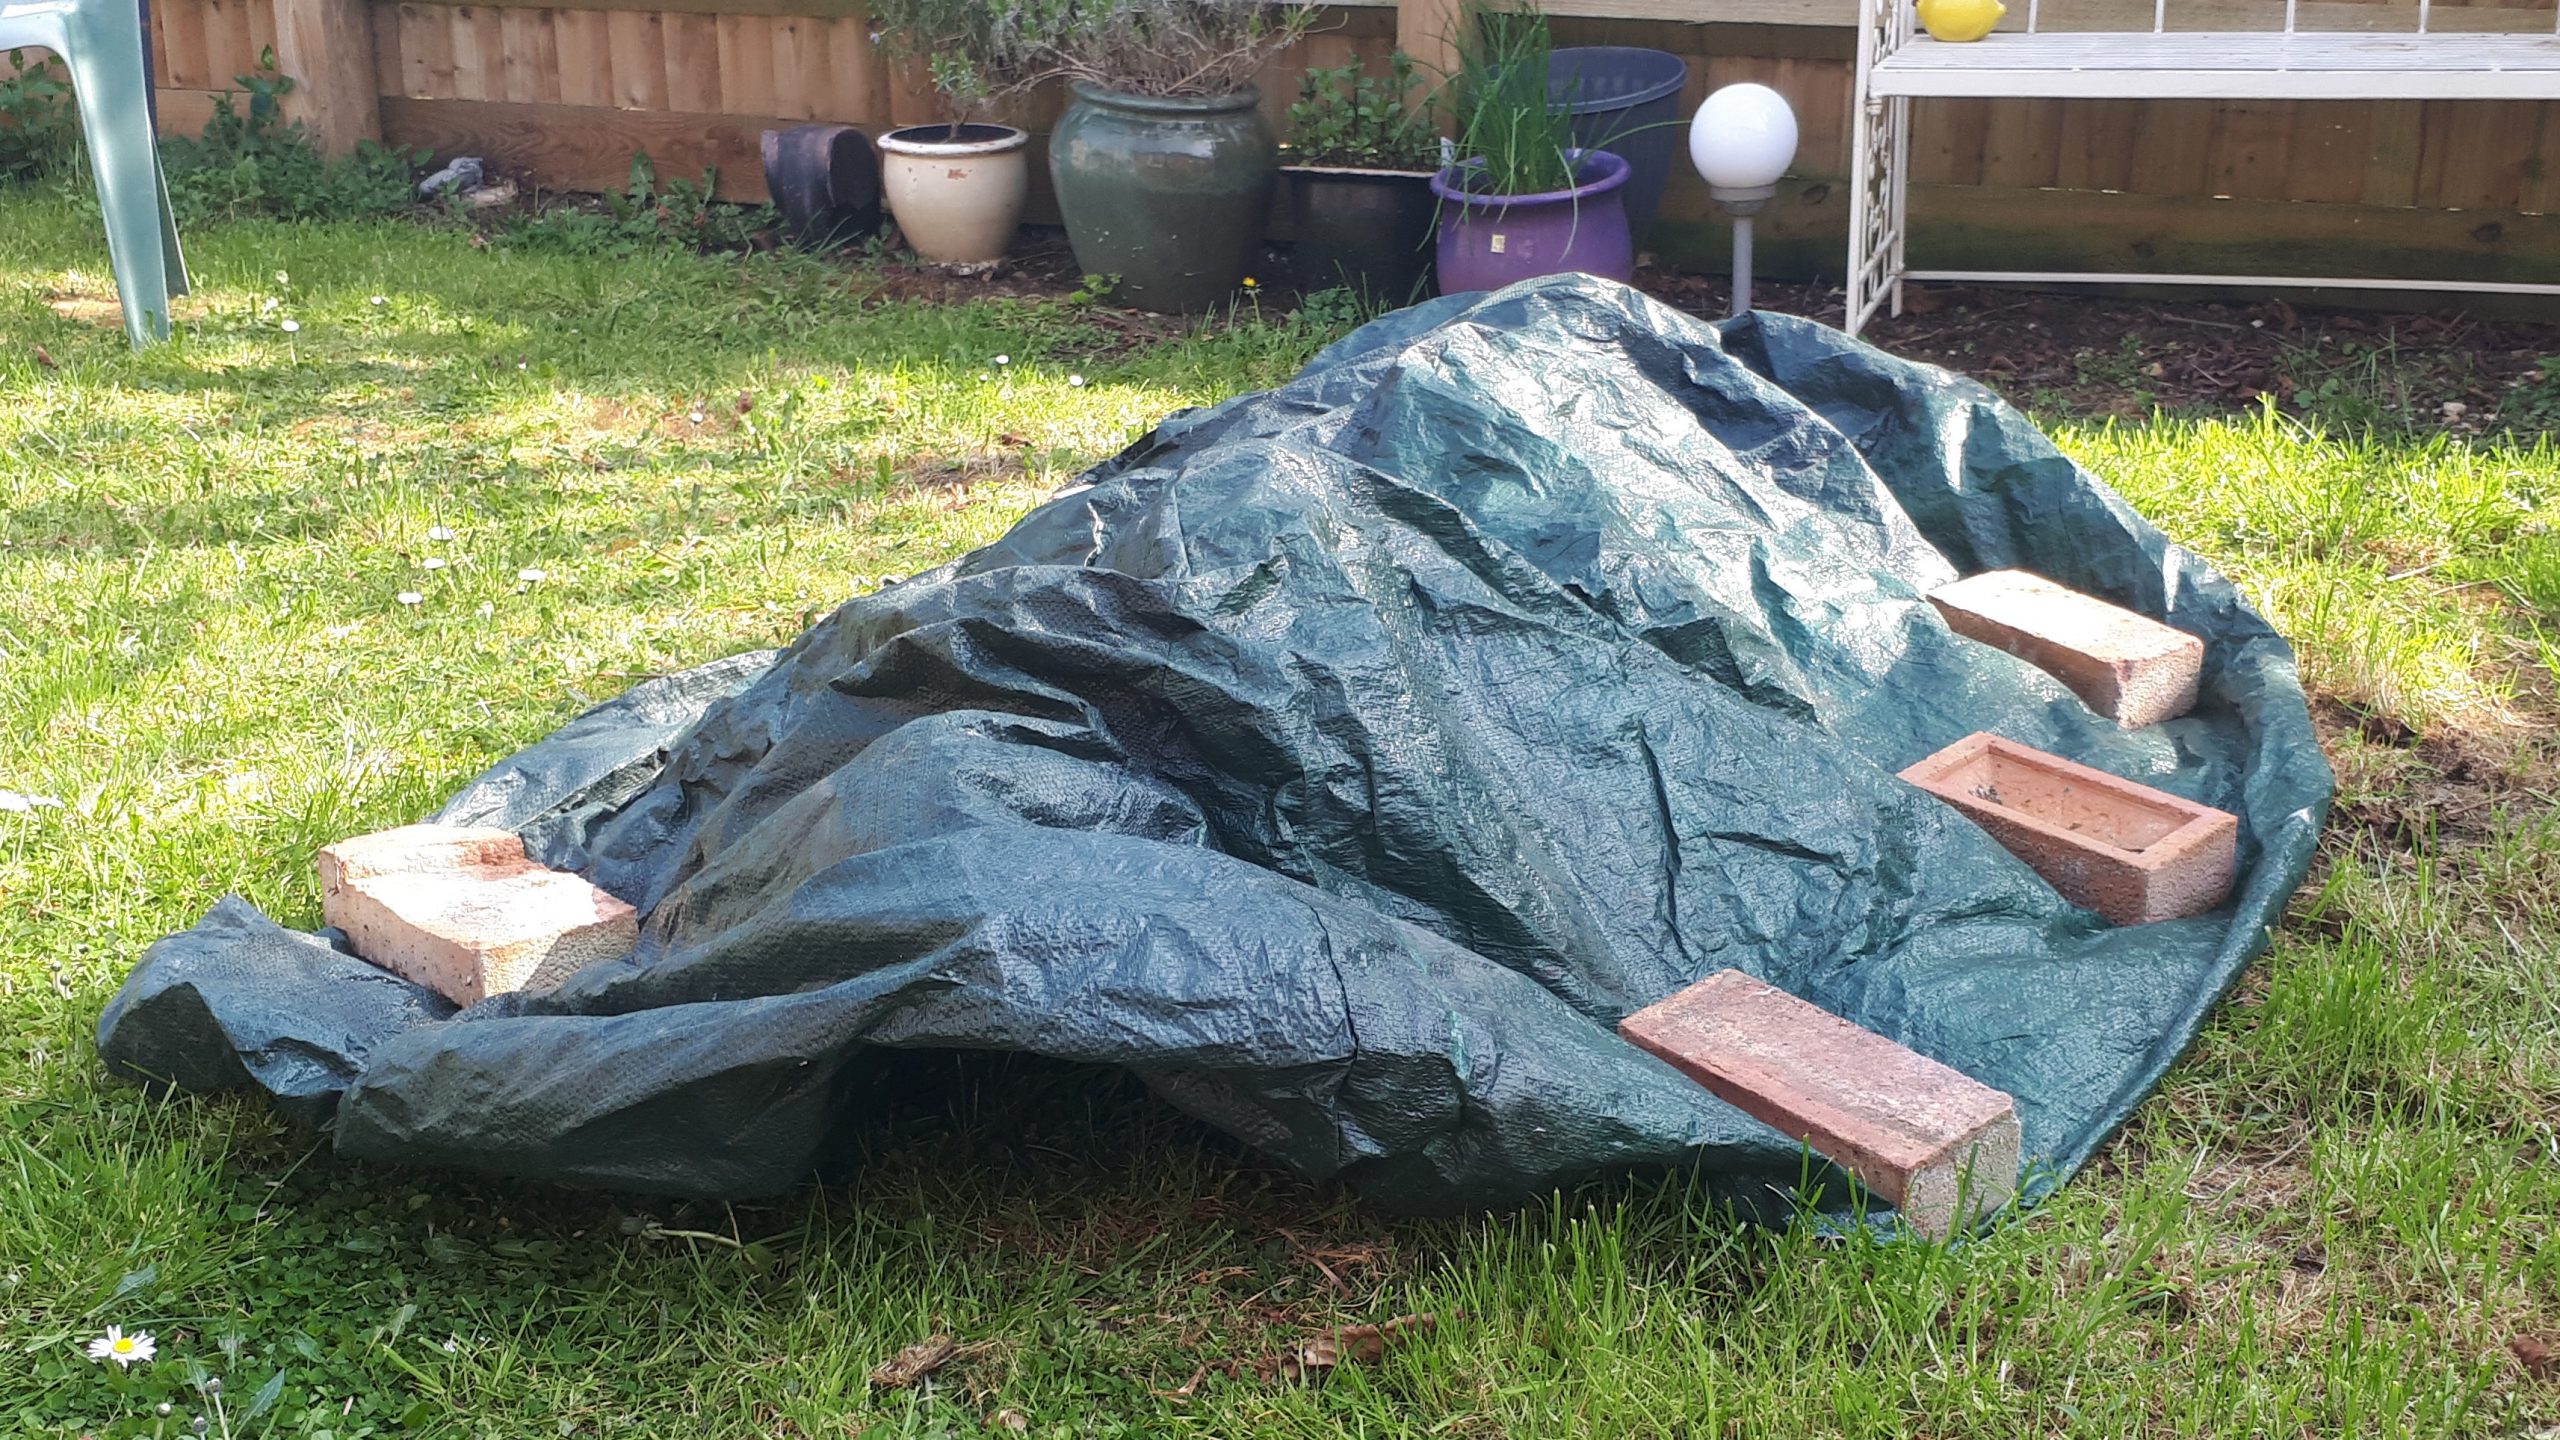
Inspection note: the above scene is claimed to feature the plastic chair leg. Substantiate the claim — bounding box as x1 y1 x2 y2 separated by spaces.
61 0 180 345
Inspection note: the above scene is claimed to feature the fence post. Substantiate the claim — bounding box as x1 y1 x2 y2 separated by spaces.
1397 0 1465 115
272 0 382 153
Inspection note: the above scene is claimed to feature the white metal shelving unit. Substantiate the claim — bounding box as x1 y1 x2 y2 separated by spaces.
1845 0 2560 332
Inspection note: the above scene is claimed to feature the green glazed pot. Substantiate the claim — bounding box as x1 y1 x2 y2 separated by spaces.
1050 82 1277 314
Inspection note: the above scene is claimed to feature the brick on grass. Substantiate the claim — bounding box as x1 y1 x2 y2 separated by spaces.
318 824 638 1007
1928 569 2205 728
1900 732 2237 925
1619 969 2022 1239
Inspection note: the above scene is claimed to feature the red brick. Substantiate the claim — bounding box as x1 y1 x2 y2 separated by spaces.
1929 570 2205 728
1900 733 2237 925
318 824 637 1006
1619 969 2021 1239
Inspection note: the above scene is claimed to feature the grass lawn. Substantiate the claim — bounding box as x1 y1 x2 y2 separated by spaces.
2 183 2555 1439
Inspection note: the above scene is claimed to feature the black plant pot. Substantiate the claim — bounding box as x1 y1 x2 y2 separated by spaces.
1284 165 1438 308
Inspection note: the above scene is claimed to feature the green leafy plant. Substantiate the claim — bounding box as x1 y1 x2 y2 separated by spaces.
159 53 420 223
500 152 777 255
1448 0 1579 196
869 0 1023 134
1285 54 1442 171
982 0 1319 99
0 47 76 182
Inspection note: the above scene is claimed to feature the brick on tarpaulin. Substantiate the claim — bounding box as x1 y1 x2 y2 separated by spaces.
1899 732 2237 925
1929 569 2205 728
1618 969 2022 1239
317 824 637 1007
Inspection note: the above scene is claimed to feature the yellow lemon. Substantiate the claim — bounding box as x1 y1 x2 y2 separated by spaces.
1917 0 2006 42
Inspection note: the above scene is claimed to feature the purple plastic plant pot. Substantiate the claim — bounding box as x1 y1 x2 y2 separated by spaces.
1430 150 1635 295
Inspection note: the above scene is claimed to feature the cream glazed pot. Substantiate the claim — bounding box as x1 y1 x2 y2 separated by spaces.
877 123 1031 266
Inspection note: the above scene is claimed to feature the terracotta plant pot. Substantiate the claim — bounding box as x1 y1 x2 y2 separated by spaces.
1050 82 1276 313
1431 149 1634 295
878 123 1031 267
1283 164 1437 307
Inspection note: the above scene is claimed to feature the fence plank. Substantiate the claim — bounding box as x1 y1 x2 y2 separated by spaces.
2522 104 2560 212
824 14 886 125
200 0 258 79
372 7 405 96
159 0 212 89
2127 100 2216 198
2057 99 2140 191
445 6 489 100
398 3 457 98
661 12 723 112
2420 99 2529 207
605 9 666 109
764 14 816 118
713 14 776 116
1397 0 1463 111
2360 100 2425 206
274 0 381 148
2280 101 2373 204
248 0 278 71
2208 101 2296 200
552 9 615 108
1914 99 1989 186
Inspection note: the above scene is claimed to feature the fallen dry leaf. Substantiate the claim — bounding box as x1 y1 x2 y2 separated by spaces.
2514 1334 2556 1382
1266 1312 1437 1385
870 1334 960 1390
33 345 56 369
987 1409 1029 1433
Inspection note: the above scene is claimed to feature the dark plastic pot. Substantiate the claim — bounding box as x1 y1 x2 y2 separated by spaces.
1049 82 1276 314
1283 165 1437 307
1431 150 1634 295
759 124 881 251
1546 47 1689 236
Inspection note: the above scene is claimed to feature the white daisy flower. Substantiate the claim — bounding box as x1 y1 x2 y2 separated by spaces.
1067 374 1086 388
370 295 387 307
421 557 447 571
994 354 1010 366
517 567 548 584
279 319 301 334
687 411 707 424
396 591 423 606
86 1326 155 1367
427 525 455 542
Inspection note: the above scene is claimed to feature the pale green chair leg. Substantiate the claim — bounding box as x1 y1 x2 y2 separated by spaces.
0 0 190 346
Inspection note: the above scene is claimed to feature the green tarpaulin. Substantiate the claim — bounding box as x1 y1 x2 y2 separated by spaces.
99 276 2330 1228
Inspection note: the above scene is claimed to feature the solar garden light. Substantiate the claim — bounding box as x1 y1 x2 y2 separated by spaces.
1688 84 1800 317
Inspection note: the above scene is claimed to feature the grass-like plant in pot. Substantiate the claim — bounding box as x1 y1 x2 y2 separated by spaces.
990 0 1318 313
869 0 1035 267
1432 0 1635 295
1281 54 1443 307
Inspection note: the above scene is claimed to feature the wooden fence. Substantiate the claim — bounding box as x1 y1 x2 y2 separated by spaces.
115 0 2560 286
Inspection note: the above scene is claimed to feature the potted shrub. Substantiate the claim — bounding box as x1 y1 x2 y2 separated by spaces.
870 0 1033 267
1281 54 1443 307
1431 2 1634 295
990 0 1316 313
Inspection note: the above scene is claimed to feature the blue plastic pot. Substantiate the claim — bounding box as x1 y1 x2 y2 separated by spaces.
1546 47 1689 236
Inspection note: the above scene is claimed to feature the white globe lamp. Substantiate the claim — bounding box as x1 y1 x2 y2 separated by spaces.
1688 83 1800 316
